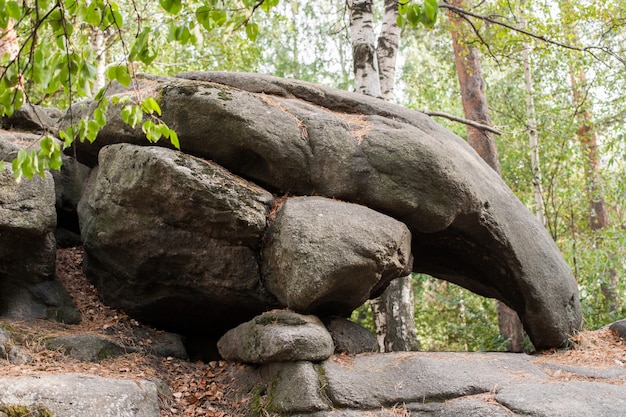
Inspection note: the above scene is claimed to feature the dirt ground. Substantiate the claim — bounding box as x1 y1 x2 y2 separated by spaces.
1 247 624 417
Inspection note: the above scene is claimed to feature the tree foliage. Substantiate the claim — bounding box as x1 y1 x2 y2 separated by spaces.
1 0 625 349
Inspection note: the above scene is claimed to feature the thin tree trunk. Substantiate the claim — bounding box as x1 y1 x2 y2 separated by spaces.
348 0 381 97
376 0 400 101
570 68 609 231
447 0 524 352
522 38 546 226
347 0 417 352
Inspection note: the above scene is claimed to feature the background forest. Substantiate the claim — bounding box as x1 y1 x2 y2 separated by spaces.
1 0 624 352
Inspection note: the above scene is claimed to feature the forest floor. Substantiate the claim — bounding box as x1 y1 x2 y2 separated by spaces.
1 247 625 417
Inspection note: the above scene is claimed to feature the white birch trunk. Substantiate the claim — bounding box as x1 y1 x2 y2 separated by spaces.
376 0 400 101
347 0 418 352
371 276 419 351
348 0 381 97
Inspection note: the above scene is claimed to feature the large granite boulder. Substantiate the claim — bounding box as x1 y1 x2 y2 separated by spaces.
78 144 415 337
0 155 80 324
66 72 581 348
262 196 412 315
0 130 90 248
77 143 279 334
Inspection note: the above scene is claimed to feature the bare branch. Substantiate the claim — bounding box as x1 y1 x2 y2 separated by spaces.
420 110 503 135
440 2 626 66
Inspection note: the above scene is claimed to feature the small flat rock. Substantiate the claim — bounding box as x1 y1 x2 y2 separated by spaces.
46 334 126 362
323 317 378 354
217 310 334 364
609 319 626 340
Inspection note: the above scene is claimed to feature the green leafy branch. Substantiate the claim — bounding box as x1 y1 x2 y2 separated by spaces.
397 0 439 29
1 0 279 181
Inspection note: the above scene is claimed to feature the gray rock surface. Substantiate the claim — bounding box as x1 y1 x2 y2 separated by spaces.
66 72 581 349
78 143 279 334
322 352 547 409
496 381 626 417
1 103 58 132
0 325 30 365
262 197 412 315
0 166 80 324
0 374 160 417
217 311 334 363
0 131 88 247
0 129 26 160
261 362 331 413
539 362 626 381
46 334 126 362
323 317 378 354
253 351 626 417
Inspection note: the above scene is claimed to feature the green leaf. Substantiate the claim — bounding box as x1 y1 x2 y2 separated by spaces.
141 97 162 116
107 64 131 87
39 135 55 157
85 1 103 26
129 27 154 64
178 25 191 44
407 4 422 27
105 6 124 28
142 120 161 142
160 0 182 15
210 9 227 27
7 1 20 19
94 107 107 126
111 96 131 106
246 22 259 42
121 105 143 128
0 161 4 172
168 128 180 149
196 6 212 31
422 0 438 27
260 0 279 12
86 119 100 142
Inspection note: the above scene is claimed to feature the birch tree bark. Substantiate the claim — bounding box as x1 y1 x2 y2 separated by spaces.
447 0 524 351
347 0 418 352
376 0 401 101
348 0 381 97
